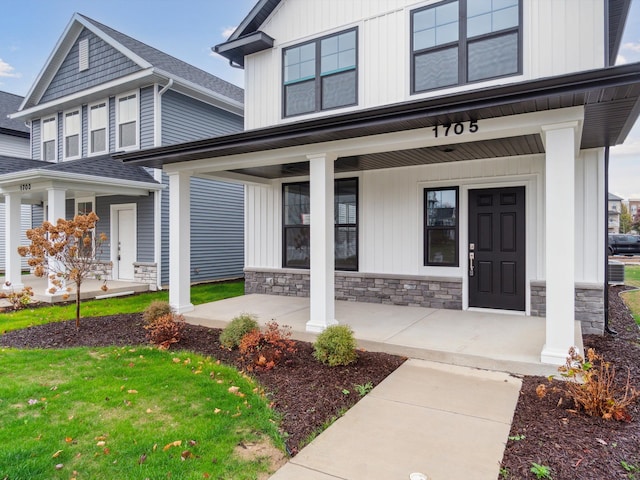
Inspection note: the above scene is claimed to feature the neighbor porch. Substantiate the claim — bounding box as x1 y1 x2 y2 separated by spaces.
184 294 581 376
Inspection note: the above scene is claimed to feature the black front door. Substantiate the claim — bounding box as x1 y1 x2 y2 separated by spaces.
468 187 525 311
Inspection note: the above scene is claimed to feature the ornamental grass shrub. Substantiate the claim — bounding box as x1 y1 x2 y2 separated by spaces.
313 324 358 366
142 300 174 325
220 313 259 349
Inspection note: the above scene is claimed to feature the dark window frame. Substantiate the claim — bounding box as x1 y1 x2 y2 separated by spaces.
424 187 459 267
410 0 522 95
282 178 359 271
282 27 359 118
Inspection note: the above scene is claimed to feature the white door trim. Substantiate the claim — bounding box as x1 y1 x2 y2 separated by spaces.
110 203 137 280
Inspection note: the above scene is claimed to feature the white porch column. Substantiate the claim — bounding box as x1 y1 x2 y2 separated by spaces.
540 122 579 365
168 170 194 313
306 153 338 333
47 188 67 294
4 193 24 290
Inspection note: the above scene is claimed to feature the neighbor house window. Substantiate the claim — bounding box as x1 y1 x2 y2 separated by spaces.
283 178 358 270
411 0 521 93
283 28 357 117
424 187 458 266
41 116 57 161
76 198 95 256
116 92 138 150
64 109 80 160
89 101 108 155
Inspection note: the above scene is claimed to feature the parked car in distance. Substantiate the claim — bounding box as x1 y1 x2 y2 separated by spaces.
608 234 640 255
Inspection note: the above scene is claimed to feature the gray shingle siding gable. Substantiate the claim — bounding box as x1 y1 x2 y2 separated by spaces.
40 29 141 104
161 90 243 145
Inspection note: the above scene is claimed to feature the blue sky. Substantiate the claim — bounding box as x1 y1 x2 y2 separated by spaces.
0 0 639 198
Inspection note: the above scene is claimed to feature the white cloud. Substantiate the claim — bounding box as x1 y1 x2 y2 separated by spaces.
222 26 237 40
616 53 628 65
0 58 21 78
622 41 640 53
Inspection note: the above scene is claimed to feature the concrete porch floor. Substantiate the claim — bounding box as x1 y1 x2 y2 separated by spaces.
1 274 150 304
184 294 583 376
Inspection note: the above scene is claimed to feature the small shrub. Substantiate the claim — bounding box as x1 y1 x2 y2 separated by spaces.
142 300 174 325
144 313 185 350
530 462 552 480
558 347 639 421
0 284 34 310
219 313 259 349
238 320 297 371
313 324 357 366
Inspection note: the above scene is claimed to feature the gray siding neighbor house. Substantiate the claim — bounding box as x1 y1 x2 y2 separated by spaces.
0 91 32 273
0 13 245 293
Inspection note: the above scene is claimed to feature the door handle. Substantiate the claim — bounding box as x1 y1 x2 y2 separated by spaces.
469 251 475 277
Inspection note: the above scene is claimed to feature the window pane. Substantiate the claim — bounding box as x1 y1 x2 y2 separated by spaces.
284 227 310 268
42 118 56 140
284 184 310 225
437 1 459 25
90 103 107 129
467 0 493 18
335 179 357 224
285 80 316 116
321 70 356 110
65 111 80 135
321 35 338 55
65 134 79 158
44 140 55 161
119 121 136 148
414 28 436 51
468 32 518 82
426 190 457 227
427 229 457 264
467 13 492 37
335 226 357 270
91 129 106 153
119 95 137 123
413 2 458 50
322 31 356 74
493 5 518 31
468 0 518 37
414 47 458 92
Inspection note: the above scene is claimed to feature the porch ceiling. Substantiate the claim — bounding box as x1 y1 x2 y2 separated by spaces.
228 134 545 179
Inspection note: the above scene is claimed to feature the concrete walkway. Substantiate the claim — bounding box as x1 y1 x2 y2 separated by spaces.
269 359 521 480
183 294 577 480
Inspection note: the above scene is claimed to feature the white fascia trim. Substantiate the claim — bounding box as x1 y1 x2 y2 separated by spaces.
153 68 244 116
9 70 155 121
0 169 164 191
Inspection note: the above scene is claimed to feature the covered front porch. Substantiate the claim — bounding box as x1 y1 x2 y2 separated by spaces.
184 293 578 376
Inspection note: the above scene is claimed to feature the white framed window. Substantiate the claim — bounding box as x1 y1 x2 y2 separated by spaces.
41 116 57 162
75 197 96 256
89 100 108 155
116 91 138 151
63 109 81 160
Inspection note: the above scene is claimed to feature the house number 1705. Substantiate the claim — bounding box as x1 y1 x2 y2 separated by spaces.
433 120 479 138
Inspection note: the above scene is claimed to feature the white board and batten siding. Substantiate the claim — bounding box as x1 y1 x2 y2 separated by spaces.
244 0 606 130
245 152 604 285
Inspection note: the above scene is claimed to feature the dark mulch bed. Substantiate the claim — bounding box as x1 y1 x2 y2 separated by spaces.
0 314 406 456
501 285 640 479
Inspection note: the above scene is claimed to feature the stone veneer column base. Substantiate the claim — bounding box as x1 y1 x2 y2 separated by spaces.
134 262 158 291
244 268 462 310
530 281 605 335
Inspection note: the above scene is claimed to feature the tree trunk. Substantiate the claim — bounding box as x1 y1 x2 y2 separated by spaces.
75 282 81 329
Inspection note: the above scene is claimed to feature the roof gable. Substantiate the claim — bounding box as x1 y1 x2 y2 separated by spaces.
21 13 243 111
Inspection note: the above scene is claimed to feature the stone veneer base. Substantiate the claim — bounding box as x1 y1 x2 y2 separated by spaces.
246 269 605 335
244 268 462 310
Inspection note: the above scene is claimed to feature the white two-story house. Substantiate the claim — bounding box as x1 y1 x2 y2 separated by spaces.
1 13 245 294
121 0 640 365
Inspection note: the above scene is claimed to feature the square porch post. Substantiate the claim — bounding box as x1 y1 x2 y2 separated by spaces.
3 193 24 290
168 170 194 313
306 153 338 333
540 122 580 365
46 188 66 294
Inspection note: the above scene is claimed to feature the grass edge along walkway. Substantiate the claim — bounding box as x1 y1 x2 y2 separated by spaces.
0 346 283 479
0 280 244 333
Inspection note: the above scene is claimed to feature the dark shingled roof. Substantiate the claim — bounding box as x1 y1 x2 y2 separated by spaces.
78 14 244 104
0 156 50 175
0 154 158 185
0 91 30 136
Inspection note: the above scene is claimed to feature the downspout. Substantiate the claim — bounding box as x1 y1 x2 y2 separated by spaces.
604 145 617 335
152 79 174 290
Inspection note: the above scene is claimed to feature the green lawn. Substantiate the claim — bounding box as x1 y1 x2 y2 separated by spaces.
0 347 282 479
623 265 640 326
1 281 244 333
